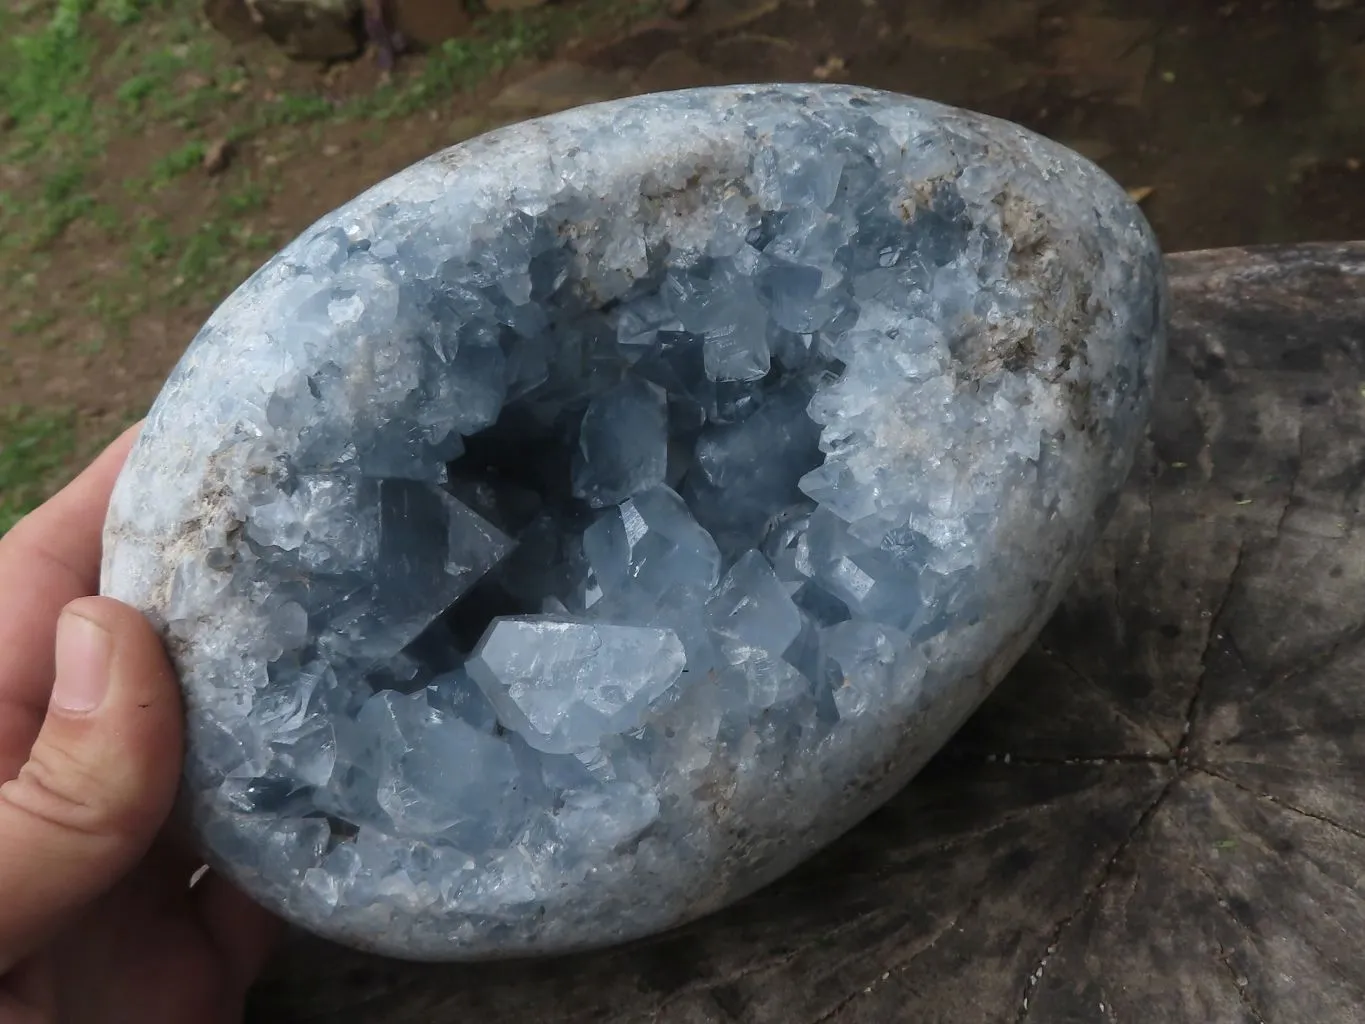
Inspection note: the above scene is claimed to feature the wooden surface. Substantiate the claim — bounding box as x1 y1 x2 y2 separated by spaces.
247 242 1365 1024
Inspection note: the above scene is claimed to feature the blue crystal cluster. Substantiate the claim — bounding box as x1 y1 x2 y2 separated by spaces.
102 86 1165 959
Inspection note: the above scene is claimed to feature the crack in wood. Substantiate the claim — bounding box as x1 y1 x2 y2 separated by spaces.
631 889 981 1023
804 907 972 1024
1270 424 1306 542
1013 771 1179 1023
1179 536 1246 757
944 751 1172 768
630 942 808 1023
1196 765 1365 843
1041 646 1174 756
1011 518 1255 1022
1199 616 1365 749
1215 944 1268 1024
1296 618 1365 691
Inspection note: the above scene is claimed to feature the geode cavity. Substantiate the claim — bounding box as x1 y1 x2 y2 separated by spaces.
101 85 1166 960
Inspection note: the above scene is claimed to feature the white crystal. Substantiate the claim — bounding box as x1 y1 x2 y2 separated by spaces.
467 618 687 754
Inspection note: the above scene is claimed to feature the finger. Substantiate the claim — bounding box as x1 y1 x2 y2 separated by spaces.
195 872 285 992
0 423 141 779
0 596 183 973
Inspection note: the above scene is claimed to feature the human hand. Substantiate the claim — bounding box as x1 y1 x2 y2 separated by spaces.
0 425 279 1023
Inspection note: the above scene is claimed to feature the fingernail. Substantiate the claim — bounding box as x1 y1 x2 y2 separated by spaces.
51 611 113 713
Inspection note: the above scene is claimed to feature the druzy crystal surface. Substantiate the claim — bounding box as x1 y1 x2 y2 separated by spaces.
101 85 1166 960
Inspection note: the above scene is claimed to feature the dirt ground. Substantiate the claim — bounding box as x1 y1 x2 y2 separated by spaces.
2 0 1365 520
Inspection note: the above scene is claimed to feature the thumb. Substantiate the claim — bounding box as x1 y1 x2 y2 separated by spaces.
0 596 184 972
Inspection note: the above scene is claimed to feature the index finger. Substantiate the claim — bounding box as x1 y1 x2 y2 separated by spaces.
0 423 141 779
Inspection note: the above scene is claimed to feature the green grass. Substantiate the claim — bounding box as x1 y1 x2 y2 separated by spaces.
223 178 268 215
1 0 661 228
12 309 60 336
147 138 207 185
0 0 664 516
0 406 78 535
35 162 102 243
131 214 174 266
146 179 279 300
0 0 98 158
277 0 662 123
0 0 654 270
362 17 555 118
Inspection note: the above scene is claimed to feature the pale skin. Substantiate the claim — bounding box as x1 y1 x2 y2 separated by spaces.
0 425 279 1023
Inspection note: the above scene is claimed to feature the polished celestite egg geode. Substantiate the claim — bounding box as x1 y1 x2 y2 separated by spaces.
100 85 1167 960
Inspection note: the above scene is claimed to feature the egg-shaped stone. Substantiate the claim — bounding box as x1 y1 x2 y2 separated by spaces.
101 85 1166 960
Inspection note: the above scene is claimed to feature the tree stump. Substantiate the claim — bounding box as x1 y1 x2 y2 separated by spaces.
246 241 1365 1023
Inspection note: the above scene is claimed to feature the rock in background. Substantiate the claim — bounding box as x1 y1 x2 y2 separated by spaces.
388 0 472 51
482 0 553 10
202 0 521 60
203 0 364 59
